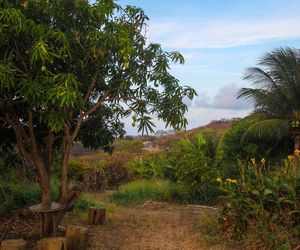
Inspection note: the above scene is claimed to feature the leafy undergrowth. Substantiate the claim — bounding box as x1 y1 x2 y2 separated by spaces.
109 179 195 206
0 170 60 214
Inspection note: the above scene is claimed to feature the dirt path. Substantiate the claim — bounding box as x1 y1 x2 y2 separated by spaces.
85 201 227 250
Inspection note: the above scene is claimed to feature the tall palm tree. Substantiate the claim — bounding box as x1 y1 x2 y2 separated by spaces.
238 47 300 151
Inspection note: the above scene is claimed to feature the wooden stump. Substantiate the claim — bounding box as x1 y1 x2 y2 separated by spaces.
36 237 67 250
66 225 89 250
0 239 27 250
88 207 106 225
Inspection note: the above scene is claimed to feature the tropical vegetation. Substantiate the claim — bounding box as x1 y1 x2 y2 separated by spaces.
0 0 299 248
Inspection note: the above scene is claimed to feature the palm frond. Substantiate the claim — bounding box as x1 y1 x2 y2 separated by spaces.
243 67 278 91
242 119 290 142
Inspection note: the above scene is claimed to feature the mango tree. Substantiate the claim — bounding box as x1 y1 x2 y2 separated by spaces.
0 0 195 219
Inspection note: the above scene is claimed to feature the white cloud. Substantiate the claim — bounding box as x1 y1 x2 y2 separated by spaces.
194 84 251 110
148 17 300 48
184 107 250 129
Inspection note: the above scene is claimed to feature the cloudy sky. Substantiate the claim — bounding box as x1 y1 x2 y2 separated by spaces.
118 0 300 134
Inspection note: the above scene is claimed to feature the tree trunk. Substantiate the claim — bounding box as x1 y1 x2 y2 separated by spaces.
60 140 71 203
88 207 106 225
66 225 89 250
33 157 51 205
32 157 53 237
36 237 67 250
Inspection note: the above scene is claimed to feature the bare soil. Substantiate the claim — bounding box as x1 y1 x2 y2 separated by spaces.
83 201 227 250
1 197 229 250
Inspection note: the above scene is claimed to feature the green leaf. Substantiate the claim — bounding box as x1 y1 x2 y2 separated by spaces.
263 188 273 196
0 64 15 91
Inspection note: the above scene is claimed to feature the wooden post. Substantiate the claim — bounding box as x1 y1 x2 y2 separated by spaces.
0 239 27 250
36 237 67 250
88 207 106 225
66 225 89 250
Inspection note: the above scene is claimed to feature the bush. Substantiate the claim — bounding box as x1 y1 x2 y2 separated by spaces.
105 156 131 188
0 171 60 214
220 117 293 177
52 158 86 183
83 161 107 191
128 153 172 180
109 180 193 206
82 155 132 191
116 139 144 153
0 181 41 214
67 160 86 182
169 133 221 202
74 197 97 211
219 157 300 249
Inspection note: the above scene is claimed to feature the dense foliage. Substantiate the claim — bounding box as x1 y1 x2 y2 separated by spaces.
128 131 222 202
219 157 300 249
0 0 195 205
238 47 300 150
220 117 293 177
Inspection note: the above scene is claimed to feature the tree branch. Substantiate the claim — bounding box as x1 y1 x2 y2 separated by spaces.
28 109 38 154
5 115 31 159
70 90 112 141
83 90 112 117
84 69 100 102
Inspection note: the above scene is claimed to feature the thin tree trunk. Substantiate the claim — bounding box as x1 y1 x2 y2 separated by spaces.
60 137 71 203
33 156 52 205
32 156 53 237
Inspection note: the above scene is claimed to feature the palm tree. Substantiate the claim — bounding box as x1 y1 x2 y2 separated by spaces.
238 47 300 151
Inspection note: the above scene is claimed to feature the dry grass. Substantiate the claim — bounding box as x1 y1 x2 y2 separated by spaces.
87 204 229 250
72 191 232 250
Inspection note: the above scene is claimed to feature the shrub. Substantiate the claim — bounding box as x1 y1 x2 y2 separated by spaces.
221 117 293 178
169 133 221 202
82 155 132 190
0 171 60 214
116 139 144 153
52 157 86 183
109 180 193 206
67 160 86 182
0 181 41 214
83 161 107 191
128 153 171 180
104 156 131 188
219 157 300 249
74 197 97 211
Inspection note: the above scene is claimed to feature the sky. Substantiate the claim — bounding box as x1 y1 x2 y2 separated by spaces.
117 0 300 134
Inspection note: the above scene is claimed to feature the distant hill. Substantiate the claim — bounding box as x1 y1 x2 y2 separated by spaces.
152 118 239 150
70 118 240 158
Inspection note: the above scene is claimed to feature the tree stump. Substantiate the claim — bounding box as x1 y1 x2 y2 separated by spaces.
66 225 89 250
36 237 67 250
0 239 27 250
88 207 106 225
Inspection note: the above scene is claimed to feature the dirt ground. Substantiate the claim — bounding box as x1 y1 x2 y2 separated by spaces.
1 193 229 250
83 200 227 250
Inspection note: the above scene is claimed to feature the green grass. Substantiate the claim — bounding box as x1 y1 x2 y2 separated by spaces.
0 172 61 214
109 179 193 206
